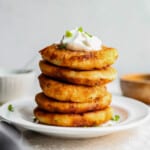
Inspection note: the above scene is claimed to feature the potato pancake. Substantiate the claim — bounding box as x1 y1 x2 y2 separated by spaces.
39 74 107 102
35 92 111 114
34 107 113 127
39 60 117 86
40 44 118 70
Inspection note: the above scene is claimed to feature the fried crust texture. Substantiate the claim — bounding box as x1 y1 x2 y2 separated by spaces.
35 92 111 114
39 74 107 102
39 60 117 86
40 44 118 70
34 107 113 127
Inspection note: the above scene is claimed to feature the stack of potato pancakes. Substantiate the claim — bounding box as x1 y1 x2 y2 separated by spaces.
34 44 118 127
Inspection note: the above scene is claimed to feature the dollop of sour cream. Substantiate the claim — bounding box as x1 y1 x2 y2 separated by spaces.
60 27 102 51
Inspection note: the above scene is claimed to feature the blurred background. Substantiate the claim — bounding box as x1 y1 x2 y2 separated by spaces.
0 0 150 76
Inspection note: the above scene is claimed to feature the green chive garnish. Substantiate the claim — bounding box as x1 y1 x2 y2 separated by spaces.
78 27 83 32
111 115 120 121
58 44 67 49
8 104 14 112
33 117 39 123
85 32 92 38
65 30 72 37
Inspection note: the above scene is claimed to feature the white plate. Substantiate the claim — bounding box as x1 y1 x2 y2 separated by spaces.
0 95 149 139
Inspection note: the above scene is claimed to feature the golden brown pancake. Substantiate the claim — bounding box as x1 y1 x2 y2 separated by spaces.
39 60 117 86
40 44 118 70
35 92 111 114
39 74 107 102
34 107 113 127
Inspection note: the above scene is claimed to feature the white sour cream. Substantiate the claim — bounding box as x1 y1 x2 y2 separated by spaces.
61 28 102 51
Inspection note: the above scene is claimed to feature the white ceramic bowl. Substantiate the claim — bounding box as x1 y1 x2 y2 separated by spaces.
0 69 35 103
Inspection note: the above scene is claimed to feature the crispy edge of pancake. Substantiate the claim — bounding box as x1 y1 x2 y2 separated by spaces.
34 107 113 127
39 74 107 102
39 60 117 86
40 44 118 70
35 92 112 114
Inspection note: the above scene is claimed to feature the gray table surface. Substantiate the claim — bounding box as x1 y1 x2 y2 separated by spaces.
23 120 150 150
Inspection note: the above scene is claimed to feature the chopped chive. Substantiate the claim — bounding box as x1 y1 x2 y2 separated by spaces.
111 115 120 121
33 117 36 122
8 104 14 112
33 117 38 123
85 32 92 38
78 27 83 32
58 44 67 49
65 30 72 37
